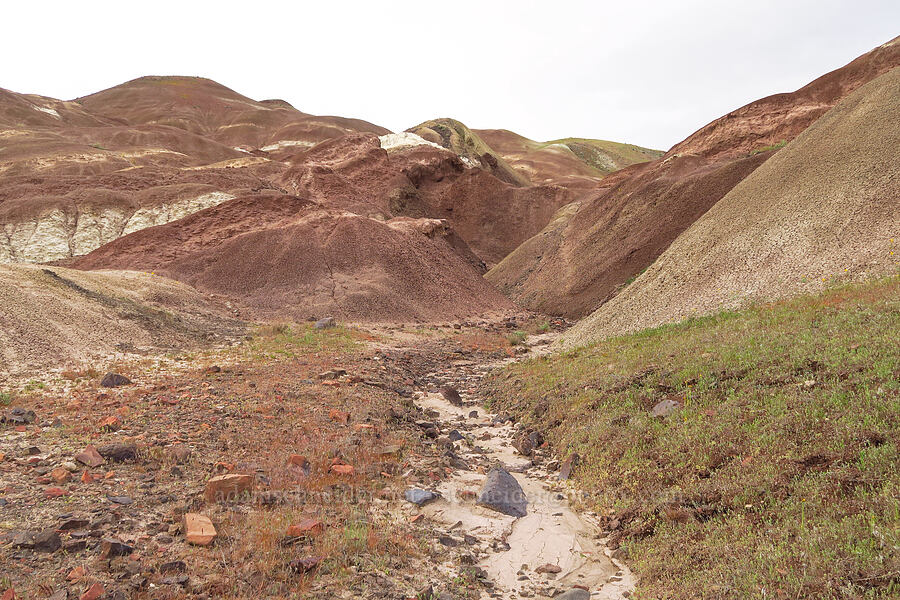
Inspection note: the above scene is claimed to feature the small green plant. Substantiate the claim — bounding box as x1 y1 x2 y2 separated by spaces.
537 321 551 333
507 330 527 346
750 139 787 155
0 391 12 406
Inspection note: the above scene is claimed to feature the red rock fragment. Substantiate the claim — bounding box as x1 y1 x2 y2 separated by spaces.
184 513 217 546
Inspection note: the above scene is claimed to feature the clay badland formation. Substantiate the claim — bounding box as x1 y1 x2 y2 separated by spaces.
0 32 898 600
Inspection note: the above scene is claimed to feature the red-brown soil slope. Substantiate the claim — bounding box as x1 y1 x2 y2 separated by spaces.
281 133 574 266
487 37 900 318
566 66 900 346
475 128 662 188
70 193 515 322
668 35 900 160
77 76 389 150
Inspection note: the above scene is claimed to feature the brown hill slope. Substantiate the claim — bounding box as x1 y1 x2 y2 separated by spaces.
77 76 390 149
70 193 516 322
0 263 240 377
487 37 900 318
565 66 900 346
475 129 662 188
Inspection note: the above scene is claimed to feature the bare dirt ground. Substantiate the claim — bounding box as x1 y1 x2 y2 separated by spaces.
1 314 622 599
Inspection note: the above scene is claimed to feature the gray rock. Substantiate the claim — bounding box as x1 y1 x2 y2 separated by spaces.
314 317 335 330
405 488 440 506
100 373 132 388
651 398 681 418
440 387 464 406
556 589 591 600
98 443 138 462
477 468 527 517
33 529 61 552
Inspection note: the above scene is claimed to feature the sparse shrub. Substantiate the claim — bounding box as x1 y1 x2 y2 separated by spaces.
507 330 527 346
0 391 12 406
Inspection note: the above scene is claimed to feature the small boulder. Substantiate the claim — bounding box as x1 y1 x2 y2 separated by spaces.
99 537 133 558
32 529 61 553
314 317 335 330
97 443 138 462
651 398 681 418
286 519 324 538
535 563 562 574
184 513 217 546
477 468 527 517
74 445 104 468
556 590 591 600
440 387 464 406
204 473 254 503
558 453 580 481
80 583 105 600
100 373 131 388
404 488 440 506
289 556 323 574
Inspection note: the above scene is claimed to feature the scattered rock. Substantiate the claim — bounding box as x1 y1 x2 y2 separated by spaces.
330 464 354 476
513 431 544 456
100 373 131 388
558 453 580 481
314 317 335 329
3 407 36 425
535 563 562 574
159 560 187 575
286 519 324 538
404 489 440 506
289 556 323 574
80 583 105 600
468 410 479 418
33 529 61 552
47 589 67 600
50 467 72 484
44 487 69 499
169 445 191 464
477 468 527 517
651 397 681 418
74 446 104 468
203 473 254 502
106 494 133 505
99 537 133 558
440 387 464 406
184 513 217 546
97 443 138 462
555 589 591 600
448 430 464 442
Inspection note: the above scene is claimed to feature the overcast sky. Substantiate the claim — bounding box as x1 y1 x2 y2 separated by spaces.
3 1 897 150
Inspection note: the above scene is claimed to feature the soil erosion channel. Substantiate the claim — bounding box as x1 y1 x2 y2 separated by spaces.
411 336 635 599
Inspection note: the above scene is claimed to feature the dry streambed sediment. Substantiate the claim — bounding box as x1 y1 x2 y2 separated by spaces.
408 341 635 599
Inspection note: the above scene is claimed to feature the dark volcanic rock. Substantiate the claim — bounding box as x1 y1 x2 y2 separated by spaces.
405 489 440 506
97 443 138 462
314 317 335 330
440 386 464 406
477 468 527 517
100 537 134 558
33 529 62 552
100 373 132 388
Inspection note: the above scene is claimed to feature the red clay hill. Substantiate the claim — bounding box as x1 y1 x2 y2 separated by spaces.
487 36 900 318
0 76 656 321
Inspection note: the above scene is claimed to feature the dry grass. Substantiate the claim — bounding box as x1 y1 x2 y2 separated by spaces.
482 277 900 599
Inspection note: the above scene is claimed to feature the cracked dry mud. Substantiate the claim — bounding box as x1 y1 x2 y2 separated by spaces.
411 335 636 599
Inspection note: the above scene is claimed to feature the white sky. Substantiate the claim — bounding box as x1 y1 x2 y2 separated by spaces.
3 1 897 150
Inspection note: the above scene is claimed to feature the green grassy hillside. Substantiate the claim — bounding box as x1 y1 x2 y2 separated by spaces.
482 276 900 599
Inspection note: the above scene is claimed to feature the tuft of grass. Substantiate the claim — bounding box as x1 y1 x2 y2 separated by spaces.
506 330 527 346
482 276 900 599
750 139 788 155
247 323 360 358
0 391 12 406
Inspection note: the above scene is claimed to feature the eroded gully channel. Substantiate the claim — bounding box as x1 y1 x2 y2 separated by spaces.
405 332 636 599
